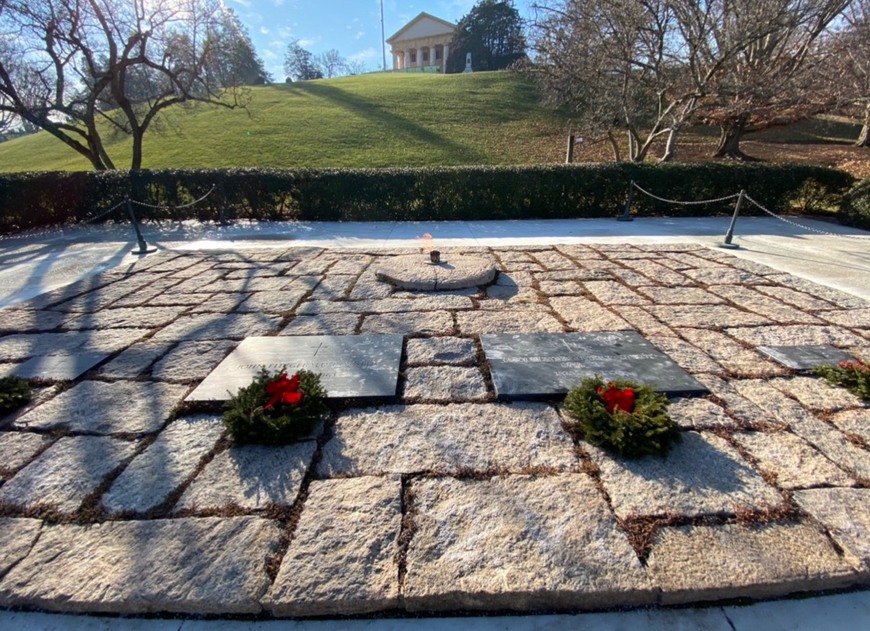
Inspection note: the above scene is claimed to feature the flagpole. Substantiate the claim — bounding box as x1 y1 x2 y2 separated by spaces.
380 0 387 71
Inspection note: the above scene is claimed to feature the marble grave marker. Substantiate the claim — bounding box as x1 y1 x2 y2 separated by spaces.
481 331 708 400
186 334 403 402
758 344 853 371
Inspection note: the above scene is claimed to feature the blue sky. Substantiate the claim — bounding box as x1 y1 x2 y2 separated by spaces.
226 1 535 80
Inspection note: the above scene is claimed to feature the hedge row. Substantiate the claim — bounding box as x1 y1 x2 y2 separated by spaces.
0 163 855 233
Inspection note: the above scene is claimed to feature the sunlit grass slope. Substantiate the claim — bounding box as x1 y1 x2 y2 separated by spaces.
0 72 570 172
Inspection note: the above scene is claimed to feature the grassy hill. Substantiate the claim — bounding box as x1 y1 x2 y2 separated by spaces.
1 70 866 176
0 72 569 172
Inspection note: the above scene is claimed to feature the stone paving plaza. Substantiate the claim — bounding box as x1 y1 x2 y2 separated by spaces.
0 242 868 617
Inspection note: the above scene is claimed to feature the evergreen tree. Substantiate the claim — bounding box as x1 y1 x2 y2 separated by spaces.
284 42 324 81
446 0 527 74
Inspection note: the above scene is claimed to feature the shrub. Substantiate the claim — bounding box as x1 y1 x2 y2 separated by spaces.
816 360 870 401
0 163 855 234
839 178 870 230
0 376 32 415
563 376 680 458
223 369 328 445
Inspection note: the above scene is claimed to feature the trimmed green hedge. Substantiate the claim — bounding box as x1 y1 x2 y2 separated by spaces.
840 178 870 230
0 163 855 233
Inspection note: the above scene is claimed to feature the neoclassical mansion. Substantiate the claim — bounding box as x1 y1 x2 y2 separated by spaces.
387 12 456 72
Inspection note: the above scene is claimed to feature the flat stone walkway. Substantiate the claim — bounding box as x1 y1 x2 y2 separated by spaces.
0 242 869 617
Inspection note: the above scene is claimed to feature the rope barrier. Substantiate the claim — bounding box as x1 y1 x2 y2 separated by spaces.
129 185 216 210
631 181 740 206
744 195 869 240
81 199 127 225
627 181 868 243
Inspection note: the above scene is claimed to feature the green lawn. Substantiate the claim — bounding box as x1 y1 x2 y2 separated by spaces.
0 72 569 172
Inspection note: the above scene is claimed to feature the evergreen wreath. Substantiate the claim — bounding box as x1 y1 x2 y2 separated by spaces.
816 360 870 401
0 376 32 416
564 375 680 458
223 368 328 445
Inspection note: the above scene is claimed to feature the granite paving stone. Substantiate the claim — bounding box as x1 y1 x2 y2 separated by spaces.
12 380 187 435
348 276 394 300
308 275 356 300
317 402 577 476
708 286 824 324
588 432 783 520
694 374 785 428
403 474 654 612
0 517 280 614
0 310 65 333
530 250 577 270
828 408 870 443
150 313 282 342
731 431 853 489
405 337 477 366
582 280 651 305
669 398 739 430
0 329 150 362
727 324 867 348
96 340 174 378
767 274 869 309
298 296 472 315
648 336 723 374
635 287 724 305
403 366 489 401
768 375 864 412
144 292 211 307
793 488 870 571
675 328 786 378
267 476 401 617
732 381 870 479
150 340 236 383
60 306 188 330
185 293 250 312
278 313 361 336
484 285 541 304
610 306 677 338
754 285 839 311
817 308 870 328
361 311 455 336
323 254 374 276
537 280 585 295
101 416 225 514
554 245 604 259
0 518 42 578
0 436 139 514
0 432 51 479
645 304 771 328
176 442 317 512
647 522 860 605
681 268 771 286
618 260 690 285
236 290 308 314
548 297 631 332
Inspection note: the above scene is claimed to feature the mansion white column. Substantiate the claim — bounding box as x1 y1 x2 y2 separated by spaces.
443 44 449 72
403 51 410 69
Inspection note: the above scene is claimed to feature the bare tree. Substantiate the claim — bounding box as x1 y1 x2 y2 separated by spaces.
696 0 850 159
316 49 347 79
0 0 251 171
527 0 850 162
824 0 870 146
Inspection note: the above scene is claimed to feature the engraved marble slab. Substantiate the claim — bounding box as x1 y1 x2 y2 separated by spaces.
186 335 403 401
481 331 707 400
758 344 853 371
2 351 109 381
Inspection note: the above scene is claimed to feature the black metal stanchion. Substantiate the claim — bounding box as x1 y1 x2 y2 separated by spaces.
617 181 635 222
718 189 745 249
126 197 157 255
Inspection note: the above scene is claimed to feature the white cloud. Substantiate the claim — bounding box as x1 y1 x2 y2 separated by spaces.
229 0 252 8
260 27 270 35
349 47 377 63
262 49 278 60
355 31 365 40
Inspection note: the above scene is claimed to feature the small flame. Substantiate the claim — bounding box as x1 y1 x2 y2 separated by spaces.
418 232 433 253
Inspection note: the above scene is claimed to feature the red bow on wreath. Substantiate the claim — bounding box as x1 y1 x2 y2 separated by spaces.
597 383 635 414
263 372 303 410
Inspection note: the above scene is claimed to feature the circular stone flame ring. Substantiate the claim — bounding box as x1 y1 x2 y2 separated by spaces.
374 254 497 291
